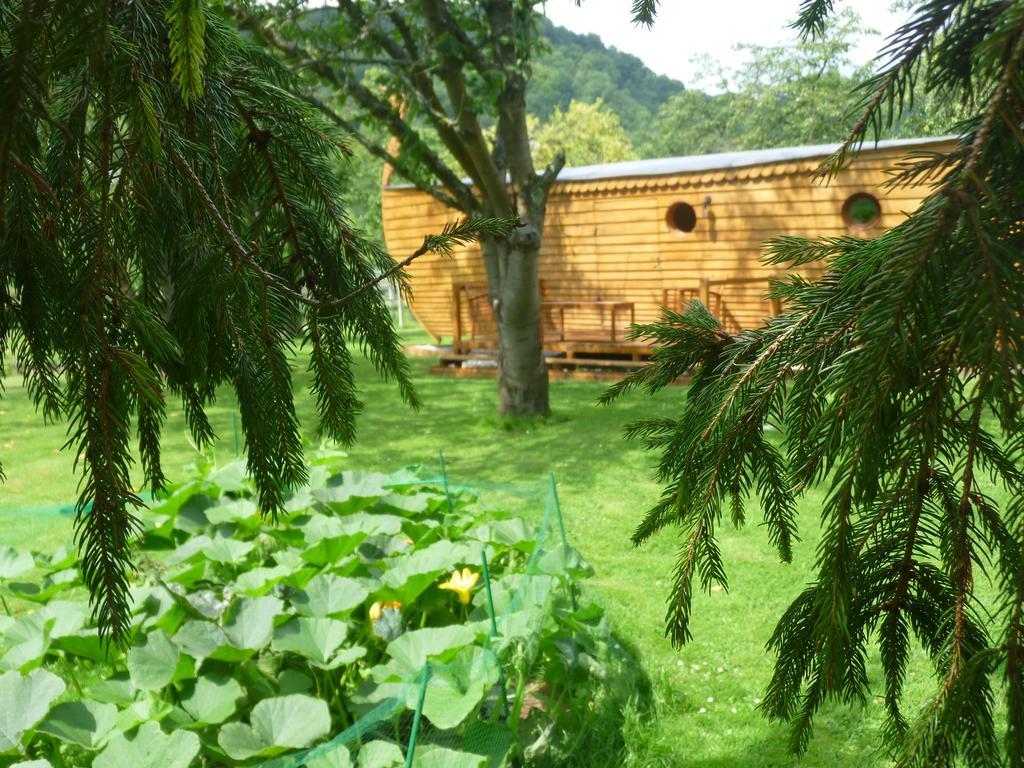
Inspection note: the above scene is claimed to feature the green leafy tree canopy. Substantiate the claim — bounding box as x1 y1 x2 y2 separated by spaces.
643 8 962 158
529 99 637 169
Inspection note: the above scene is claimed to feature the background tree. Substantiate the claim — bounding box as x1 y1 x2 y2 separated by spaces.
234 0 572 417
643 10 962 158
528 17 682 146
0 0 499 642
529 99 636 168
607 1 1024 765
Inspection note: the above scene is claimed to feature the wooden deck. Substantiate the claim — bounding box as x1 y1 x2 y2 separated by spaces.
434 275 781 378
430 351 676 383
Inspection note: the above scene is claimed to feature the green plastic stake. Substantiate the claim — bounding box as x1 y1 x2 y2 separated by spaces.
548 473 568 548
548 473 578 611
439 448 453 515
405 664 432 768
481 549 511 721
232 412 240 456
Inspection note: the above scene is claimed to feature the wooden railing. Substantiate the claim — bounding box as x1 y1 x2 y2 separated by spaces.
451 276 782 355
665 276 782 335
697 276 783 318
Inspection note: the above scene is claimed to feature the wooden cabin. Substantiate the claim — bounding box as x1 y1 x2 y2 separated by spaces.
381 137 953 377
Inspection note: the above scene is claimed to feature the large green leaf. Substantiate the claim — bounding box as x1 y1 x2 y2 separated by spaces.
292 574 368 618
530 544 594 579
301 512 403 544
217 694 330 760
164 534 213 566
163 557 214 588
356 741 404 768
222 595 283 649
313 471 391 512
0 613 53 673
36 700 117 749
180 673 242 725
11 760 53 768
52 629 106 662
173 620 250 662
0 547 33 580
6 568 79 603
88 674 137 706
464 520 534 550
301 532 370 567
271 617 349 667
36 600 89 638
380 541 475 603
93 720 200 768
413 745 486 768
200 536 255 564
278 669 314 695
203 497 259 526
233 564 292 596
127 629 185 690
373 492 434 517
0 668 65 752
112 696 173 733
209 460 251 493
34 545 75 571
306 745 354 768
413 648 498 730
385 625 476 671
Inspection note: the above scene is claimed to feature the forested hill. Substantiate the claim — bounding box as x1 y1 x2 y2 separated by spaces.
529 19 684 141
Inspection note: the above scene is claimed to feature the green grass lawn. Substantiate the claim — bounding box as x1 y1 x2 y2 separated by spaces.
0 329 955 767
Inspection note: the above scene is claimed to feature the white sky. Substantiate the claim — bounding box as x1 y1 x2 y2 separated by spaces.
542 1 909 83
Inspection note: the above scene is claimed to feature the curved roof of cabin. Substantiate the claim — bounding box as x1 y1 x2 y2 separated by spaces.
553 137 952 182
384 136 954 192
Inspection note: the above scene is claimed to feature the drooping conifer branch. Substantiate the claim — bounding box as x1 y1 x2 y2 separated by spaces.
0 0 508 645
606 1 1024 763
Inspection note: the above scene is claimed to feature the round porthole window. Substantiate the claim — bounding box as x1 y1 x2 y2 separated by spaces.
666 202 697 234
842 192 882 229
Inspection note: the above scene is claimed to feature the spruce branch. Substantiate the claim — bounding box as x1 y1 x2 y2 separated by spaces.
0 0 424 643
607 1 1024 761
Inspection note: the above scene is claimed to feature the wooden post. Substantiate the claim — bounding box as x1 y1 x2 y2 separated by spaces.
698 279 711 310
451 283 463 354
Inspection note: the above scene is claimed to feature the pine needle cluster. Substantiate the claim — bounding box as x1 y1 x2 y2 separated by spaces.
0 0 506 645
605 1 1024 764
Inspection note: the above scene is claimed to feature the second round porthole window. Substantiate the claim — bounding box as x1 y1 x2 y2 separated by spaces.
666 202 698 233
842 192 882 230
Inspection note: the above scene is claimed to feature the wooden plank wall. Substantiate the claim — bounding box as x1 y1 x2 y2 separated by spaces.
381 141 952 344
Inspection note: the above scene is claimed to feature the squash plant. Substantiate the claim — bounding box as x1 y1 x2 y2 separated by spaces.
0 457 629 767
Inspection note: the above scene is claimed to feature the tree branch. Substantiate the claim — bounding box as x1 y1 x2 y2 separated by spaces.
227 3 478 212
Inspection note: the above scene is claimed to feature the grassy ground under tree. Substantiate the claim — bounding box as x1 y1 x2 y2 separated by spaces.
0 327 965 767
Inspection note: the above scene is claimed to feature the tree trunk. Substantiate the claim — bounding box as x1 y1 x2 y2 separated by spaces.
483 230 549 416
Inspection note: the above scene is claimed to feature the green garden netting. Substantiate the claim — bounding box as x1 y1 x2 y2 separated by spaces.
253 466 579 768
0 448 630 768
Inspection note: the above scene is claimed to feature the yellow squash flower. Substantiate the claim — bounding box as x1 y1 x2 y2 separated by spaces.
439 567 479 605
369 600 402 623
